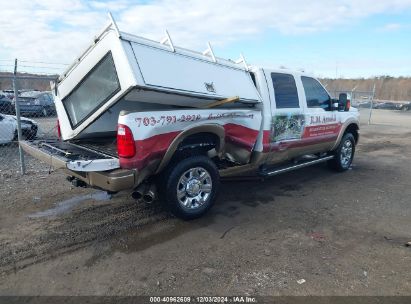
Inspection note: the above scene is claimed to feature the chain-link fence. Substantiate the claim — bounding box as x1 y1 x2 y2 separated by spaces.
0 62 58 177
330 87 376 125
0 67 405 178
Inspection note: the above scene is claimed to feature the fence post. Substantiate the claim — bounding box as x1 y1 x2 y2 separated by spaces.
13 59 25 175
368 83 376 125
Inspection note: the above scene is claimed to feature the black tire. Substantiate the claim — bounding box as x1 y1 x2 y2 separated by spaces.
7 104 14 114
158 155 220 220
27 128 37 140
328 133 356 172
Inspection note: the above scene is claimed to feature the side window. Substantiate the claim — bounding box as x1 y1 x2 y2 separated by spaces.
42 95 48 105
44 94 52 105
301 76 331 109
271 73 299 108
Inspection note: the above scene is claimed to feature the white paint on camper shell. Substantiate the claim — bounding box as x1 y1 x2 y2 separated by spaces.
55 26 260 141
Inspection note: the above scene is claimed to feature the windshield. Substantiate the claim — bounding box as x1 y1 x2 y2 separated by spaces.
62 52 120 127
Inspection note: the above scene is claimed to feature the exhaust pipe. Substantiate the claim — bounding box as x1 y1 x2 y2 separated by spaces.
71 178 88 188
142 184 156 204
131 184 146 200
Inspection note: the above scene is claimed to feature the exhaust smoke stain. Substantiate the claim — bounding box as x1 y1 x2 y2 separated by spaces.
28 191 111 218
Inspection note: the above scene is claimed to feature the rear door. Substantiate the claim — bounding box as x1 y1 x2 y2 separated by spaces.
266 72 306 164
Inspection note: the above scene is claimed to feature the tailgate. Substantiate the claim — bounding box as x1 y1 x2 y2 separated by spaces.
20 140 120 172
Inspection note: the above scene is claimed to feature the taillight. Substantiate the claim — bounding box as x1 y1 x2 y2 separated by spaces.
117 124 136 158
57 119 61 139
346 99 351 111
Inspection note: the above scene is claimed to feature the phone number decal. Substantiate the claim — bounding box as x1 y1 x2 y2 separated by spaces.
135 114 202 127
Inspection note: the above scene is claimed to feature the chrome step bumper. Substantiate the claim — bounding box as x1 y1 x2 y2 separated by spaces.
259 155 334 177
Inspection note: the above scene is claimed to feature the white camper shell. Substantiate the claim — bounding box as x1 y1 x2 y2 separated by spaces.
55 17 261 141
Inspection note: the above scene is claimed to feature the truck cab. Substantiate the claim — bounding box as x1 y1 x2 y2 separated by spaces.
250 68 359 167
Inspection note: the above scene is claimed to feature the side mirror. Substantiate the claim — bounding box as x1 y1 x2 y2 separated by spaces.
330 99 339 111
339 93 348 111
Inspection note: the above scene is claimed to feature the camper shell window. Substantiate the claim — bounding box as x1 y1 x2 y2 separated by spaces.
62 52 120 128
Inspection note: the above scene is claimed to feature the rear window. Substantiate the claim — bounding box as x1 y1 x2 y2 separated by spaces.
271 73 299 108
19 97 35 103
63 52 120 127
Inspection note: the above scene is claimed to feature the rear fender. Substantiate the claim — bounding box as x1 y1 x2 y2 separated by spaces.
118 108 262 174
156 124 225 173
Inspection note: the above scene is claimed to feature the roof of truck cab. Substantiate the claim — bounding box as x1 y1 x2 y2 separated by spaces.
249 66 318 79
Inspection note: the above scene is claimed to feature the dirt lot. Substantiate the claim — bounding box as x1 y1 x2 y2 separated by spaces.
0 109 410 296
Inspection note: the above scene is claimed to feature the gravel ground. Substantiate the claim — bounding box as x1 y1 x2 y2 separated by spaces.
0 109 410 296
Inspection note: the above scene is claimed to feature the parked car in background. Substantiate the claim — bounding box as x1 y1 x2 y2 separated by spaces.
373 102 400 110
356 101 372 108
16 91 56 117
1 90 15 100
0 114 38 144
399 102 411 111
0 94 15 114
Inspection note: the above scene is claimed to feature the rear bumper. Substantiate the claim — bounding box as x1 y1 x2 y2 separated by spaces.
66 168 136 192
20 140 137 192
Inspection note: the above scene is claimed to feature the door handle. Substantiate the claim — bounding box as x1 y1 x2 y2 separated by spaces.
278 142 287 151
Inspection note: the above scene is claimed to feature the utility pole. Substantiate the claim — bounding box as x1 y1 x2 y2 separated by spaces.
13 59 25 175
351 85 358 105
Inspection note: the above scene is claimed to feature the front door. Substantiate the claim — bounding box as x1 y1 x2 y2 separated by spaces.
300 76 342 153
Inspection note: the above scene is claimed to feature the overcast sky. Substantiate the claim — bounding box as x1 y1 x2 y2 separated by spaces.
0 0 410 78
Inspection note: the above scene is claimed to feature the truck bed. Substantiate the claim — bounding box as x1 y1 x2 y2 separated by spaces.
73 137 118 157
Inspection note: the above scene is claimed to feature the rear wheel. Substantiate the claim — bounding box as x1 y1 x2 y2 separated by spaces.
328 133 355 172
27 126 37 140
159 155 220 220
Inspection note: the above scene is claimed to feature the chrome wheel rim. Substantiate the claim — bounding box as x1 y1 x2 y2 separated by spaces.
340 139 353 168
177 167 212 210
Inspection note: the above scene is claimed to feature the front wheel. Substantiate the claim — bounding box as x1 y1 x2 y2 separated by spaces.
159 155 220 220
328 133 356 172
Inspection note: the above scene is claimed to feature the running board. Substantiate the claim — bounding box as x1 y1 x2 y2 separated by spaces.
259 155 334 177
